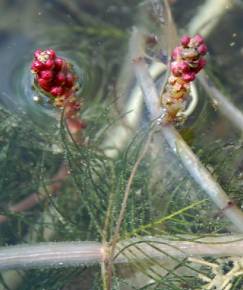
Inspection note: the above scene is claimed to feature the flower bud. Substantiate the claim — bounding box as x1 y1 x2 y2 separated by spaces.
65 73 75 87
197 44 208 55
180 35 191 47
55 57 64 71
46 49 56 59
171 61 181 77
44 59 55 70
192 34 204 46
39 70 53 81
171 47 182 60
50 86 64 96
182 72 196 82
31 60 44 72
178 61 190 73
55 72 66 85
34 49 42 59
38 78 51 91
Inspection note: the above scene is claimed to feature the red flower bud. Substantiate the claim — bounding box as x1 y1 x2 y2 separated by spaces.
171 47 182 60
38 78 51 91
50 86 64 96
55 72 66 85
192 34 204 46
171 61 181 77
31 60 44 72
198 58 207 70
44 59 55 70
39 70 53 81
178 61 190 73
182 72 196 82
197 43 208 55
54 57 64 71
180 35 191 47
34 49 42 59
46 49 56 59
65 73 75 88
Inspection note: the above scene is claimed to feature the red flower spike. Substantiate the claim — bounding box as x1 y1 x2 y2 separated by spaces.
31 48 84 133
161 34 208 123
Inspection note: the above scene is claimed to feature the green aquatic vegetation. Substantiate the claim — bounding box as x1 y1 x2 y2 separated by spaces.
1 0 243 290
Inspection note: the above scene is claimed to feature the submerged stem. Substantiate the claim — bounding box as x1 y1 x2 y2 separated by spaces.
0 242 104 271
2 235 243 271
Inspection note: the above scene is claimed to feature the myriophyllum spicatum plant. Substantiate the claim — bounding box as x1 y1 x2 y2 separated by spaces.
31 48 86 134
161 34 208 123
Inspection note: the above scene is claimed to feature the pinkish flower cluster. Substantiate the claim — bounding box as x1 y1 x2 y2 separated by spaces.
31 49 86 133
161 34 207 123
31 49 81 115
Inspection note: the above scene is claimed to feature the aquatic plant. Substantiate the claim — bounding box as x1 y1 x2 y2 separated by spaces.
161 34 207 123
1 0 243 290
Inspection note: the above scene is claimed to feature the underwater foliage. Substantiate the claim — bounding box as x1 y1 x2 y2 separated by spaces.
1 0 243 290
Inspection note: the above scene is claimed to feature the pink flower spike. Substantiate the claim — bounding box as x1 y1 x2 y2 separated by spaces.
192 34 204 46
198 43 208 55
180 35 191 47
182 72 196 82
